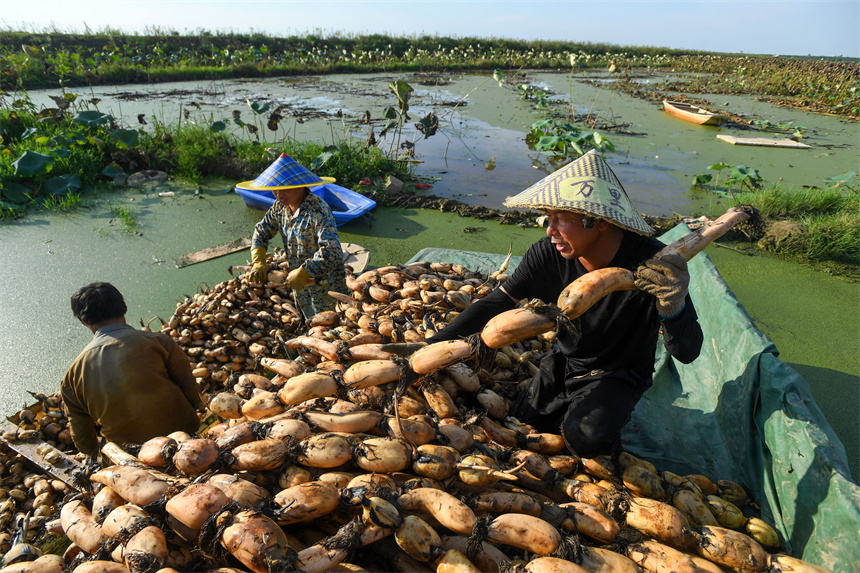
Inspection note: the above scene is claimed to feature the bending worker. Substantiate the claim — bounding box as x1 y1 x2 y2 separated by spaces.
241 154 348 320
428 150 703 458
62 282 203 458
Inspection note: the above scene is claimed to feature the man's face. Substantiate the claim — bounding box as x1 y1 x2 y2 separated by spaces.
544 209 600 259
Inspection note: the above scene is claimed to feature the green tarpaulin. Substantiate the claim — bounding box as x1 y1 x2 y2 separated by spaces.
408 224 859 572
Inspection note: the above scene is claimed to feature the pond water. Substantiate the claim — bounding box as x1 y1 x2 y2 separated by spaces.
21 70 859 213
4 71 858 478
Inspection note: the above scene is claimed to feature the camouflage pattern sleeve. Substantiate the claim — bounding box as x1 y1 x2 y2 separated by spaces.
251 192 348 318
251 203 281 250
301 196 344 281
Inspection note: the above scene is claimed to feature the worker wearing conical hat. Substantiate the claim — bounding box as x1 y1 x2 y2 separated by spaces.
241 154 348 320
429 150 703 458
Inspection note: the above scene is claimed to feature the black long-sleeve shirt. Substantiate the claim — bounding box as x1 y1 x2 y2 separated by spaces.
430 232 703 378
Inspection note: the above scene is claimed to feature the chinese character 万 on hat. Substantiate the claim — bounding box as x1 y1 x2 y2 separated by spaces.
503 150 654 235
238 153 336 191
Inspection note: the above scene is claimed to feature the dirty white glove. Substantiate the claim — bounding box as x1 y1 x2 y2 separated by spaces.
635 254 690 319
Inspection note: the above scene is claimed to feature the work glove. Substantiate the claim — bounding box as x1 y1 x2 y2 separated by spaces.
634 253 690 319
286 264 313 290
249 246 268 283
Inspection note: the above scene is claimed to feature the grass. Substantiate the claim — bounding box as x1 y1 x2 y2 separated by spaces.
42 192 83 212
108 202 139 233
132 122 409 186
803 211 860 263
733 185 859 266
735 185 855 218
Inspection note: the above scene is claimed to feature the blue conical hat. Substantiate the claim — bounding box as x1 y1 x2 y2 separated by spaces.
238 153 335 191
504 150 654 235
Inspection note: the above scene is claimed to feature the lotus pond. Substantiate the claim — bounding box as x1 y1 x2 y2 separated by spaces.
1 70 857 478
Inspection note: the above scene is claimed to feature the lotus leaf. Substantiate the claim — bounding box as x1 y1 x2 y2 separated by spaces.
248 100 269 114
416 113 438 139
0 182 32 204
535 135 561 151
729 165 762 189
310 151 334 171
102 163 124 178
73 110 113 127
12 150 53 176
109 128 139 149
531 119 554 131
50 132 90 147
44 174 82 196
824 171 857 188
379 119 398 137
692 174 713 188
388 80 413 110
0 200 27 212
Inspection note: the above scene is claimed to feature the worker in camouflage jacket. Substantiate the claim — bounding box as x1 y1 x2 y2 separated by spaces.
242 154 348 320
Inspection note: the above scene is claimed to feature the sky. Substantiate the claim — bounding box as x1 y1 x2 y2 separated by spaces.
1 0 858 58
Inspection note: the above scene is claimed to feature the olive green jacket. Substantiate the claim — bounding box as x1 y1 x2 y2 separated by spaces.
61 323 202 457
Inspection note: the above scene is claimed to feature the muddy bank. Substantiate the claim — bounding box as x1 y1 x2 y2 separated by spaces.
387 193 540 225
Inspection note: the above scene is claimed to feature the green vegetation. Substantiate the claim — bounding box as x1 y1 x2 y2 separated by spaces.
823 170 858 193
1 29 856 117
730 184 859 266
0 82 412 221
692 163 763 197
41 190 82 212
1 28 856 271
108 202 139 233
660 56 859 118
527 119 615 158
689 164 858 267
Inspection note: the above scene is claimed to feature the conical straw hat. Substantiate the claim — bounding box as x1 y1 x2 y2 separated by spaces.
504 150 654 235
238 153 336 191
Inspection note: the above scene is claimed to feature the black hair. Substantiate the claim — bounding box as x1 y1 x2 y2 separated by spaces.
71 282 127 326
582 215 596 229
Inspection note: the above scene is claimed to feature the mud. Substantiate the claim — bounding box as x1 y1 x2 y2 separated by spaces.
387 193 541 226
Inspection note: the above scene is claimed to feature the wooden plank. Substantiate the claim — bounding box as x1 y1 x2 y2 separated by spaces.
716 135 811 149
179 238 371 275
0 421 86 491
342 243 371 274
175 237 252 268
